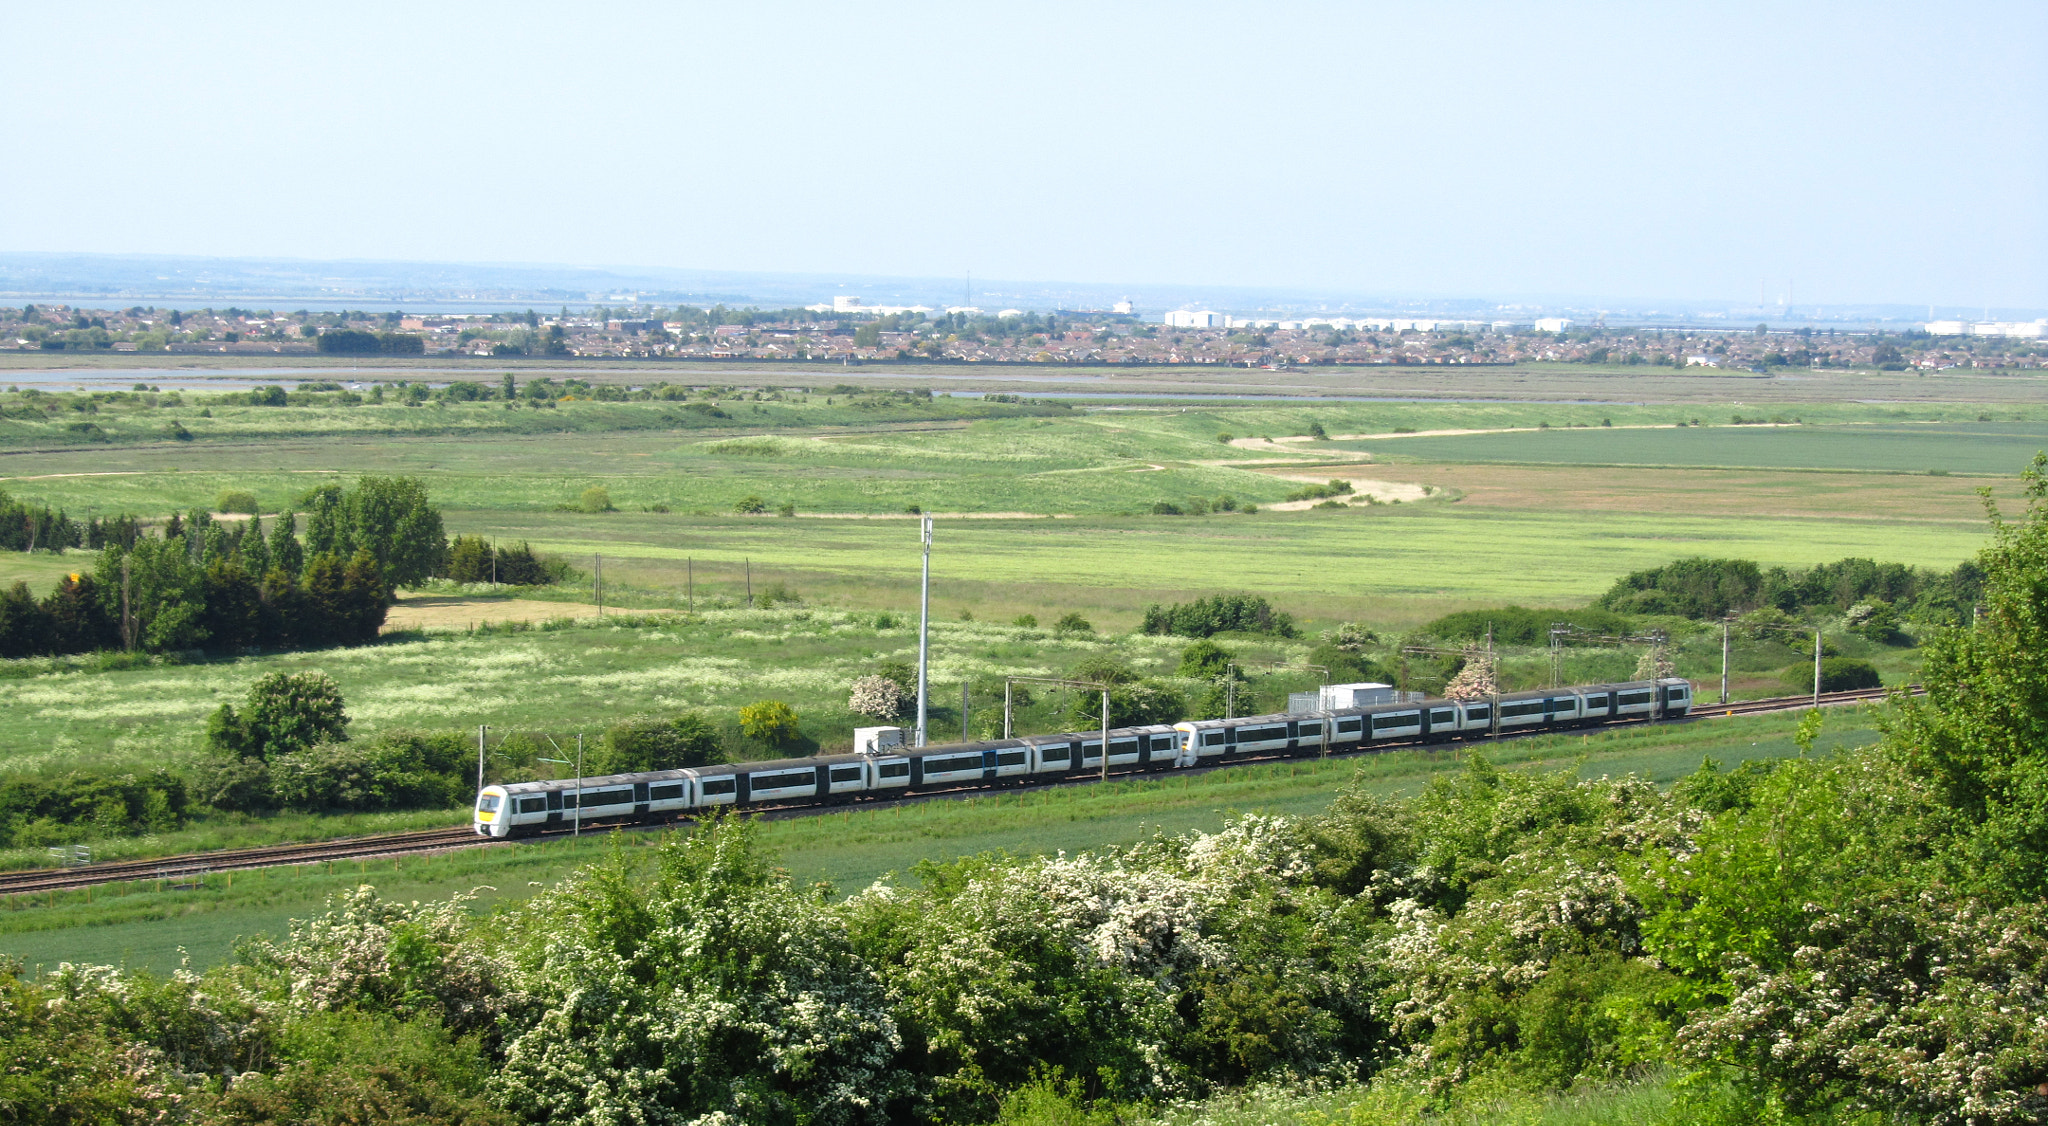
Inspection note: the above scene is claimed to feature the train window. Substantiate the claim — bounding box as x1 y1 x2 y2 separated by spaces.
1110 739 1139 756
1202 731 1227 747
1500 701 1546 718
1431 709 1455 724
650 784 684 801
1242 726 1287 741
1040 745 1072 762
477 795 501 812
583 788 635 807
1465 705 1491 720
753 771 814 791
829 766 863 783
1337 719 1363 733
1670 685 1689 698
1299 721 1322 735
1552 699 1578 711
700 777 737 796
1380 712 1419 727
878 761 910 778
517 797 547 814
997 750 1028 767
1617 691 1653 706
924 755 982 774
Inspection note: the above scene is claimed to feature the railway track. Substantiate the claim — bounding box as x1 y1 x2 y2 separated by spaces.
0 684 1921 897
0 826 484 897
1699 684 1914 717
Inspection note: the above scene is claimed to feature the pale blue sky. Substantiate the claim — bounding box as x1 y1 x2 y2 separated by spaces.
4 1 2042 308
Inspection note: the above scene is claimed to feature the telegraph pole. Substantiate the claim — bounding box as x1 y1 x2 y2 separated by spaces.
916 514 932 747
1813 628 1822 708
1100 688 1110 782
476 725 487 794
1721 619 1731 705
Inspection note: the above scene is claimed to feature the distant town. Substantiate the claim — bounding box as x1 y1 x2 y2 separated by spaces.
3 298 2042 370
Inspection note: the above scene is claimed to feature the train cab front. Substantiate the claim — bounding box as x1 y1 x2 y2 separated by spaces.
474 786 511 837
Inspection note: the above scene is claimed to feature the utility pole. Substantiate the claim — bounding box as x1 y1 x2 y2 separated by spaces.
1003 680 1012 739
1721 619 1731 705
916 514 932 747
1100 688 1110 783
1224 664 1237 720
1488 623 1499 739
1813 628 1823 708
539 735 584 837
476 725 487 795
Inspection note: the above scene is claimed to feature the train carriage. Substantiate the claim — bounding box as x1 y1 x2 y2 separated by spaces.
477 678 1699 837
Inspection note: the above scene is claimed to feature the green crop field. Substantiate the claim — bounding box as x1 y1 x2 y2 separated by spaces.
0 706 1879 976
470 504 1984 615
1357 420 2048 475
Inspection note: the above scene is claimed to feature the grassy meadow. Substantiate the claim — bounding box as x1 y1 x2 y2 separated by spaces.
0 704 1881 975
0 369 2016 911
1358 418 2048 474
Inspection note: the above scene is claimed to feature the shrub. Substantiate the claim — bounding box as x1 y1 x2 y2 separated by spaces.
1141 594 1296 638
776 501 796 517
595 713 721 773
1284 479 1353 503
738 700 801 744
1846 600 1902 643
578 486 614 513
1420 605 1633 647
1308 642 1385 683
270 731 469 812
1331 622 1376 651
1781 656 1880 694
849 675 908 719
1052 611 1093 636
207 671 349 761
733 495 767 515
1149 501 1184 516
1175 639 1234 679
1012 613 1038 628
1068 681 1185 729
1068 654 1139 686
216 489 260 514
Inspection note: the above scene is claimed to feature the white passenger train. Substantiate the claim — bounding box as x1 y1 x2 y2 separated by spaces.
472 678 1693 837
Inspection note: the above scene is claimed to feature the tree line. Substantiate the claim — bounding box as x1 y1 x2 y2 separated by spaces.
0 477 457 659
1597 554 1983 624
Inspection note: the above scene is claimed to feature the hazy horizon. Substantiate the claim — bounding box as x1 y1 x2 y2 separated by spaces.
3 2 2042 310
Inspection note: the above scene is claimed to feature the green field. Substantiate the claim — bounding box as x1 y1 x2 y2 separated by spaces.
0 706 1877 975
1361 420 2048 474
0 371 2012 923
